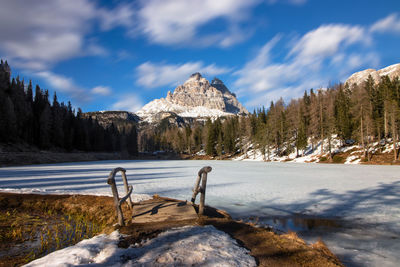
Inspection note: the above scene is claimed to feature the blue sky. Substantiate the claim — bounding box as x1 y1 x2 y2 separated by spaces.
1 0 400 112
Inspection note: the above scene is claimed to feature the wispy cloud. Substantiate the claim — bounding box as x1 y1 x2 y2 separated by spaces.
112 94 143 112
35 71 89 101
36 71 112 104
136 61 231 88
0 0 99 70
288 24 367 62
370 13 400 34
136 0 261 47
98 2 136 31
91 86 112 96
266 0 308 5
234 23 379 108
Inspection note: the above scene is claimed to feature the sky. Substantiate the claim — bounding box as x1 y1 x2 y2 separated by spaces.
0 0 400 113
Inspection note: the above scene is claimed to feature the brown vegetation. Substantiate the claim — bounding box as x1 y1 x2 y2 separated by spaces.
0 193 342 267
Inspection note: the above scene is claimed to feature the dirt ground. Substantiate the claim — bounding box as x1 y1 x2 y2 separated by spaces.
0 193 343 267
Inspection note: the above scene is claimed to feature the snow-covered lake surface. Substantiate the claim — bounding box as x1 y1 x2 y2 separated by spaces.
1 160 400 267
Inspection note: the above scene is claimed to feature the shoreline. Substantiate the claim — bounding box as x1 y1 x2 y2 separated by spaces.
0 192 343 267
1 150 399 167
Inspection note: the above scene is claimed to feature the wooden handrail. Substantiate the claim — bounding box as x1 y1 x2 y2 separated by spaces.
107 167 133 226
191 166 212 215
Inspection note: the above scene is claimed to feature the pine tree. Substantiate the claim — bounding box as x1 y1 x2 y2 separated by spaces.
205 118 216 156
334 84 353 143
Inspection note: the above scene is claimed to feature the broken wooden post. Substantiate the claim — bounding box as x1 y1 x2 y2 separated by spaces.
107 167 133 226
121 170 133 209
191 166 212 215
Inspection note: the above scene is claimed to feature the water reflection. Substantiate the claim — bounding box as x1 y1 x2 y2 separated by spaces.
248 215 341 232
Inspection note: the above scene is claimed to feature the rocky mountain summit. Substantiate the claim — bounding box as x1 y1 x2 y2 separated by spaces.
136 73 248 123
345 63 400 86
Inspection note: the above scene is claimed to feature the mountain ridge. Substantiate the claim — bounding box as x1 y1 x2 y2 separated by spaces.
345 63 400 86
136 73 248 123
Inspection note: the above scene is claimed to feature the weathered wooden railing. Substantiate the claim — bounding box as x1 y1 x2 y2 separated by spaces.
191 166 212 215
107 167 133 226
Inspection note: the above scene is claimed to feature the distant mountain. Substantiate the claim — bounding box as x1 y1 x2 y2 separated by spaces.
136 73 248 123
82 111 139 131
345 63 400 86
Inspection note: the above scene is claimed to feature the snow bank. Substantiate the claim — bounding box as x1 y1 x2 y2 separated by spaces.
25 226 256 267
0 188 152 202
233 136 362 163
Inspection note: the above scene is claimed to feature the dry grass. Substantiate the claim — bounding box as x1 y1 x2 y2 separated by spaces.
1 193 343 267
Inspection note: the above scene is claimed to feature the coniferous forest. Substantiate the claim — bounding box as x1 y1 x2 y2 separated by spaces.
140 75 400 162
0 60 138 155
1 60 400 162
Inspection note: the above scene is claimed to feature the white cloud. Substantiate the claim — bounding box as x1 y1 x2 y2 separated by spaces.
289 24 367 62
98 3 136 31
86 42 109 57
112 94 143 112
35 71 91 102
91 86 112 96
266 0 307 5
3 33 83 69
137 0 260 47
136 61 230 88
234 23 379 108
0 0 98 70
36 71 113 103
370 13 400 34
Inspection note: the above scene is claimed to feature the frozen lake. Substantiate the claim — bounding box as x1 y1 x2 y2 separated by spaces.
1 160 400 266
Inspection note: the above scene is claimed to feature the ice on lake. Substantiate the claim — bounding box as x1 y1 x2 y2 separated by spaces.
1 160 400 267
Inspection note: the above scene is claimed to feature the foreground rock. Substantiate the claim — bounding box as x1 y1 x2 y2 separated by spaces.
0 193 342 267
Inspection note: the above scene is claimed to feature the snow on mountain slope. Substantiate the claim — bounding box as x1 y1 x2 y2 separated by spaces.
136 98 233 123
136 73 248 123
345 63 400 86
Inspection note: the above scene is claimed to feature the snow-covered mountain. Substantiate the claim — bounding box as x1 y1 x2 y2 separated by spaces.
136 73 248 123
345 63 400 86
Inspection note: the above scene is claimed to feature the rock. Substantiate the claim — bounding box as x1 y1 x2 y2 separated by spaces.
345 63 400 87
82 111 139 131
137 73 248 123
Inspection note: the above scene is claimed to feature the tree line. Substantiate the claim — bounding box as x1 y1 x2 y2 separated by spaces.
0 60 138 155
140 74 400 162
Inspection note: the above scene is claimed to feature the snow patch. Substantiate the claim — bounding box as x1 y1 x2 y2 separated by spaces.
25 226 256 267
0 188 152 202
136 98 233 123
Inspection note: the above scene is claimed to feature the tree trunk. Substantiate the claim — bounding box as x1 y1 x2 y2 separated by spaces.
328 135 333 160
366 122 370 161
392 108 397 161
360 106 366 159
384 107 388 139
320 100 324 155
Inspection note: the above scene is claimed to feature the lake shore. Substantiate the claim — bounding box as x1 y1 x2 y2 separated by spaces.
0 192 342 267
1 149 399 167
1 160 399 266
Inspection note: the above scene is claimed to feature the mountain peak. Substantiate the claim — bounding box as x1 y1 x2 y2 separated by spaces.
345 63 400 86
190 72 202 79
211 77 224 85
137 74 248 123
211 77 232 95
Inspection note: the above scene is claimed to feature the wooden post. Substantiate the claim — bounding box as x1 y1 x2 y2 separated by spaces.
198 171 208 215
191 166 212 215
121 170 133 209
107 167 133 226
107 174 125 226
191 174 202 203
